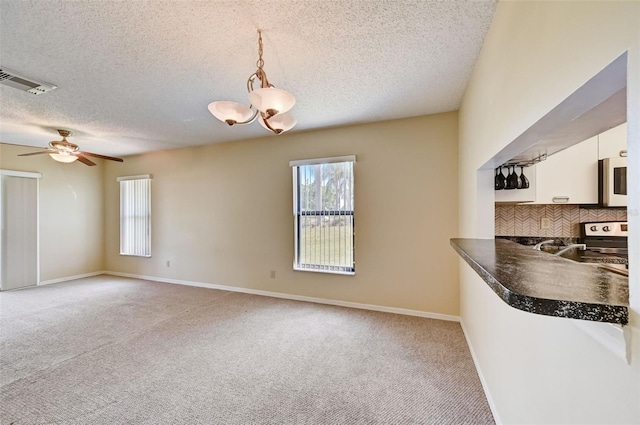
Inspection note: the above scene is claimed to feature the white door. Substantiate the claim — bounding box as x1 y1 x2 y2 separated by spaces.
0 171 40 291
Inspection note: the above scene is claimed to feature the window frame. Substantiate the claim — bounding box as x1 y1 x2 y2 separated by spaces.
290 156 355 275
118 174 152 257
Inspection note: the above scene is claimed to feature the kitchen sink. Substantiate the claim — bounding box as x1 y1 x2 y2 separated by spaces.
595 263 629 277
533 243 629 277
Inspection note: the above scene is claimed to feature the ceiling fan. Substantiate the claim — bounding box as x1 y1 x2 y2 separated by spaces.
18 129 124 166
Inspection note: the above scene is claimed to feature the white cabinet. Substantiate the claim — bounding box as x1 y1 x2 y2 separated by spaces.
598 123 627 160
532 136 599 204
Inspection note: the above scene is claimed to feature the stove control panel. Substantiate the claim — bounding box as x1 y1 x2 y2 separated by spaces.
583 221 628 237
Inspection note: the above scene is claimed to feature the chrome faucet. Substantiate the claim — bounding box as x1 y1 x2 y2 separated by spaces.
533 240 555 250
554 244 587 256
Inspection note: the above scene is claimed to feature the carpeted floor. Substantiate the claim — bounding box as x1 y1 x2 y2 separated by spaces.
0 275 494 424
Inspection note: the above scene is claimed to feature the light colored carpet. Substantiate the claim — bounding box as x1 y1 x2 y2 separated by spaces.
0 275 494 424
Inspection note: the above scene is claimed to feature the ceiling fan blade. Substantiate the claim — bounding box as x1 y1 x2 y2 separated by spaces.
18 150 55 156
75 154 96 166
78 151 124 162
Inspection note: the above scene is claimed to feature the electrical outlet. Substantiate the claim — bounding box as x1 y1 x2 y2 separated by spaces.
540 217 551 229
270 270 276 279
166 260 171 267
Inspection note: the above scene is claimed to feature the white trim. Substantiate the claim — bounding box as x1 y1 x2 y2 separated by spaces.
104 271 460 322
289 155 356 167
0 169 42 179
117 174 152 182
293 266 355 276
36 177 40 286
39 271 105 286
291 159 356 272
460 319 502 424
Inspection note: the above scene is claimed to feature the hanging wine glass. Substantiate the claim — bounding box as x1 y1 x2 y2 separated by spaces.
501 166 508 189
519 166 530 189
495 167 505 190
506 165 518 190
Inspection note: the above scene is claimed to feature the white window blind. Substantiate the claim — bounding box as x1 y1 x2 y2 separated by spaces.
118 175 151 257
290 156 355 274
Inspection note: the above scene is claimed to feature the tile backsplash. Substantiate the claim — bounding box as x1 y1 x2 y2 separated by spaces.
495 204 627 237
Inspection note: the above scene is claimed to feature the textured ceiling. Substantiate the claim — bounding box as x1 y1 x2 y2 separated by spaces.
0 0 496 157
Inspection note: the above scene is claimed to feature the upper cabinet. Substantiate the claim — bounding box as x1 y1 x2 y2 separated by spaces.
598 123 627 160
532 136 598 204
495 123 627 205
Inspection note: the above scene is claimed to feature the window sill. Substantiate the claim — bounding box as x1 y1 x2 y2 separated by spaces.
293 266 355 276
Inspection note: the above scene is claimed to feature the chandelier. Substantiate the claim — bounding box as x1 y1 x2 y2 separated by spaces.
208 30 296 135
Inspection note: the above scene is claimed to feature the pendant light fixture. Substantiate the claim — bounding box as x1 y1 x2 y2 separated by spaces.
208 30 296 135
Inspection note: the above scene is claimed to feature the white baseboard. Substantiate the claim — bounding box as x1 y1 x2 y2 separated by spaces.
460 319 501 424
104 271 460 323
39 271 106 286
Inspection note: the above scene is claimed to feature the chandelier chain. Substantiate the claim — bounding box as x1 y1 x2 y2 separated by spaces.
256 30 264 70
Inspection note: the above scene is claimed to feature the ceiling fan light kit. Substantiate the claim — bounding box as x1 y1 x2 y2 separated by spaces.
18 129 124 166
49 152 78 163
208 30 296 135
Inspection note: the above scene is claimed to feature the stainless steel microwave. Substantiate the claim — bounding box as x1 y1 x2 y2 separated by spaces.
599 157 627 207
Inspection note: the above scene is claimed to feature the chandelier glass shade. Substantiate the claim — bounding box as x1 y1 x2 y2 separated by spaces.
208 30 296 135
258 112 296 134
248 88 295 116
207 101 254 125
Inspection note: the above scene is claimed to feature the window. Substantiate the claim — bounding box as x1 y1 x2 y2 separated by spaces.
118 175 152 257
290 156 355 274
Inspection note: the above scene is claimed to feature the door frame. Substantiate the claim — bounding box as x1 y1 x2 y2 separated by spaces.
0 169 42 289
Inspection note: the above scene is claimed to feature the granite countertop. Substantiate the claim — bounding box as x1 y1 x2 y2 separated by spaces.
450 238 629 325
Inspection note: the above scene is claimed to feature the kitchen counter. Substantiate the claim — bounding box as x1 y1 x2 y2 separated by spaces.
450 238 629 324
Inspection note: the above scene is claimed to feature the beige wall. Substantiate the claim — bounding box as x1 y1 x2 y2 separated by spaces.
0 143 105 282
103 113 460 315
459 1 639 423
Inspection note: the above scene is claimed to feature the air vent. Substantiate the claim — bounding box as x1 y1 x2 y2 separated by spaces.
0 67 57 95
